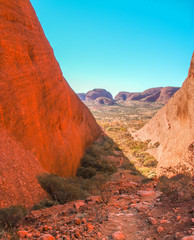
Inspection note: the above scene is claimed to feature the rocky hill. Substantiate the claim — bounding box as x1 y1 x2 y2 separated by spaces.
94 97 115 105
134 52 194 176
114 92 135 101
78 87 179 105
156 87 180 104
115 87 179 104
0 0 100 207
85 89 113 101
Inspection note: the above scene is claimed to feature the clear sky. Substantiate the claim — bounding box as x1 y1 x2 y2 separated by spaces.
30 0 194 97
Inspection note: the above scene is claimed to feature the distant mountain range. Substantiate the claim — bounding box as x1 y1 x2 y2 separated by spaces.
77 86 180 105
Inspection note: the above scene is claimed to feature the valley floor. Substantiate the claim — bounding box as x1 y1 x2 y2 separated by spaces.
2 102 193 240
14 170 194 239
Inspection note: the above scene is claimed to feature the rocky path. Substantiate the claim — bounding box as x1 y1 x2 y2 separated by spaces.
10 171 193 240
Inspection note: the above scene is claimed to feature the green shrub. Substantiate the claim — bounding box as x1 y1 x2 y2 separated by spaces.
37 174 88 204
147 171 157 179
76 167 97 179
32 199 58 210
143 159 158 167
119 161 136 171
77 140 117 179
157 174 194 202
0 205 27 230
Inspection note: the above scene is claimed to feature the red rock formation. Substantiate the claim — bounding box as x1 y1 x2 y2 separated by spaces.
127 92 146 101
0 0 100 183
142 87 163 95
126 88 162 101
85 89 113 101
114 92 134 101
156 87 180 104
116 87 179 104
141 91 161 102
134 53 194 175
0 128 47 207
94 97 115 105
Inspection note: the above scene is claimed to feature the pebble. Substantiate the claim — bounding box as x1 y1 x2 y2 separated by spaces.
138 191 155 197
74 218 81 225
112 231 125 240
86 223 94 231
160 219 169 224
157 226 164 233
175 232 185 239
17 231 28 238
130 203 136 208
73 200 85 210
38 234 55 240
181 236 194 240
148 217 158 225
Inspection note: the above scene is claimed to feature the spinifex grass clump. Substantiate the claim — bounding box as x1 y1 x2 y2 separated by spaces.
0 205 27 230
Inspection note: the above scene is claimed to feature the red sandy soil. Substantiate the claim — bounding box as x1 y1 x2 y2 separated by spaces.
2 171 193 240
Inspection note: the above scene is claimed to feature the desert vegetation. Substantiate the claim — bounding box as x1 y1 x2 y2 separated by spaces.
0 205 28 239
36 135 125 208
85 101 162 177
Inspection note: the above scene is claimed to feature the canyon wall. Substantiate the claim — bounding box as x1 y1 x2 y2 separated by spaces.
134 53 194 175
0 0 101 206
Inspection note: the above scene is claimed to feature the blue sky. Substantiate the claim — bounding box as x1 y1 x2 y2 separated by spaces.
30 0 194 96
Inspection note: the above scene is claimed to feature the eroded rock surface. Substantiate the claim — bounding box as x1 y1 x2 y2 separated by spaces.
0 128 47 207
134 53 194 175
0 0 101 205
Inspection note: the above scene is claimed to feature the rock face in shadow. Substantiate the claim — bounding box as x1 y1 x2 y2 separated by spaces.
94 97 115 105
114 92 135 101
0 0 101 205
134 53 194 176
86 89 113 101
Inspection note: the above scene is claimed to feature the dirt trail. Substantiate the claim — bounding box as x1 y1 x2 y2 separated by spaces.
7 171 192 240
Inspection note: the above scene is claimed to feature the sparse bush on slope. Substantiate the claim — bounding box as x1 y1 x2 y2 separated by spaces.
156 173 194 202
0 205 27 230
76 136 117 179
37 174 88 204
37 136 118 206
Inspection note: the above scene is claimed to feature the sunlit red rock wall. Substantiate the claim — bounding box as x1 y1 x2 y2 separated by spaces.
134 53 194 176
0 128 47 207
0 0 101 177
